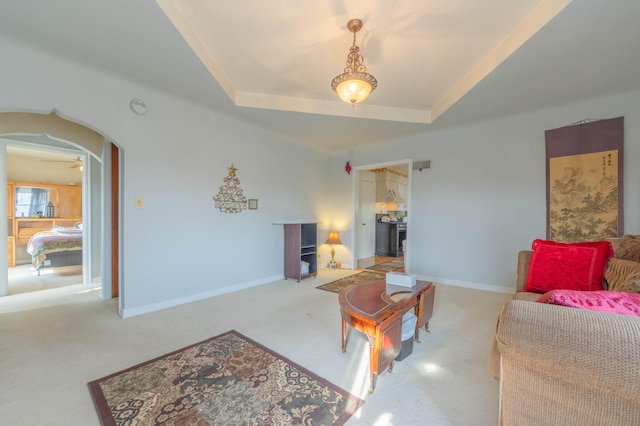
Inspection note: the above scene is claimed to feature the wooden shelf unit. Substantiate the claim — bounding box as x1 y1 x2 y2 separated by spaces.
284 223 318 281
7 236 15 267
7 183 15 267
15 217 83 245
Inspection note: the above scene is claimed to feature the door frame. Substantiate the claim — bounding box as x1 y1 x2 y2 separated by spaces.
0 112 122 307
357 172 376 260
352 159 413 271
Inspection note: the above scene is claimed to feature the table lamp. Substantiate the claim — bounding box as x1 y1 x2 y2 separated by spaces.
325 231 342 269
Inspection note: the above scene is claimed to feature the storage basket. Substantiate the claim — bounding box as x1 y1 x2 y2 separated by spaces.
300 261 310 275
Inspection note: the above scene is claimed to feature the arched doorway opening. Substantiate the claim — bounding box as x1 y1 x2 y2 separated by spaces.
0 111 121 310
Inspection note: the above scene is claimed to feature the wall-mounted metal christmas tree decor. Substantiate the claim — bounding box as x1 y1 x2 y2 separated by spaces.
213 164 247 214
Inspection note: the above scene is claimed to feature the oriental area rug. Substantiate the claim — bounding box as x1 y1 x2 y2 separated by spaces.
88 330 363 426
316 271 385 294
364 259 405 273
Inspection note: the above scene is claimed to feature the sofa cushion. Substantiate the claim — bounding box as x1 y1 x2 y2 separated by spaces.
606 258 640 291
537 289 640 317
615 235 640 262
525 239 613 293
616 269 640 294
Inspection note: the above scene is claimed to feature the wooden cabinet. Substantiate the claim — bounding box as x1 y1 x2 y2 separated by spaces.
7 236 15 267
7 181 82 266
15 217 83 245
7 183 15 267
54 186 82 217
284 223 317 281
7 182 14 218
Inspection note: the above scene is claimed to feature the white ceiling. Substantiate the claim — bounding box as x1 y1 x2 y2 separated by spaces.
1 1 639 153
6 146 79 162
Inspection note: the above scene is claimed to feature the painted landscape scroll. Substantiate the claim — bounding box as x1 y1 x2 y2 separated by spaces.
545 117 624 242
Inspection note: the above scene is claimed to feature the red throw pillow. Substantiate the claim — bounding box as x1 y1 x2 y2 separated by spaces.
525 239 613 293
537 289 640 317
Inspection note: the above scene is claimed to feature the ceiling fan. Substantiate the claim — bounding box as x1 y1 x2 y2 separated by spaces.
41 156 83 169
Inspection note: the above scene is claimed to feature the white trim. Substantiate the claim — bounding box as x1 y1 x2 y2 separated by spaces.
352 159 413 272
415 275 515 294
101 141 113 301
0 142 7 297
119 275 283 318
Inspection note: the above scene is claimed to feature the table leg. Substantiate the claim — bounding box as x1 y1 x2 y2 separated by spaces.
341 319 347 352
414 301 422 343
368 335 376 394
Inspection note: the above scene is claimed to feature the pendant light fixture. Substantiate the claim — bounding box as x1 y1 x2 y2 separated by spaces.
331 18 377 105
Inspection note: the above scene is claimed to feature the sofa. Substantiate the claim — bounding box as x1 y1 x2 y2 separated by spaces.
488 237 640 425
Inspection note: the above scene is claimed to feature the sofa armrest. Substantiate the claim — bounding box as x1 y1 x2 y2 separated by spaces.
496 300 640 422
516 250 532 292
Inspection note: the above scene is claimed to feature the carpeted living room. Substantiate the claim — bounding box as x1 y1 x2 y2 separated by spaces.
0 270 511 425
2 1 640 425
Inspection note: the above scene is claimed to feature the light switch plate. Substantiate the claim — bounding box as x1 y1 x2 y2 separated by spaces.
135 197 144 209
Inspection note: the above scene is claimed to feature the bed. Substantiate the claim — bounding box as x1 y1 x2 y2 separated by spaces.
26 226 83 275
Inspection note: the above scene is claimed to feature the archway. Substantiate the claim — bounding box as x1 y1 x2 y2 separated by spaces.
0 111 120 306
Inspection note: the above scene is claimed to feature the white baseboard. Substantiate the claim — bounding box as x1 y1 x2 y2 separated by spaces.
119 274 283 318
415 274 515 294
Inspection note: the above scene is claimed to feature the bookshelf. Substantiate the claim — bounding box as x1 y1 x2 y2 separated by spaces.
283 223 317 281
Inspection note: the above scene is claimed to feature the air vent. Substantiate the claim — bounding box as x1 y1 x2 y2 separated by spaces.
413 160 431 171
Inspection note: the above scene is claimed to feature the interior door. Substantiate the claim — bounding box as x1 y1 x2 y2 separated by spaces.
358 175 376 260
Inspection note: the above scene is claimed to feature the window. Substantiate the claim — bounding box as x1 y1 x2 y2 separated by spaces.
15 187 50 217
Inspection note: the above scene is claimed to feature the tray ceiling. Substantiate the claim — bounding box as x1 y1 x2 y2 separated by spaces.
156 0 572 123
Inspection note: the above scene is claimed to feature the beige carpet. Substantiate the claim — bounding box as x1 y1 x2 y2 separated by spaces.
0 269 512 425
7 264 83 295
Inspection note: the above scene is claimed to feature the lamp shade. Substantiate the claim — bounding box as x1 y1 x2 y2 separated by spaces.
325 231 342 245
335 75 373 104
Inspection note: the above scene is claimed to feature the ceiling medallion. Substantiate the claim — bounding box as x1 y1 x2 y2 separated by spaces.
331 18 377 106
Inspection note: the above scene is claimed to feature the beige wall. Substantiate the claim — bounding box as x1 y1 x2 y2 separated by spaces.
0 112 103 158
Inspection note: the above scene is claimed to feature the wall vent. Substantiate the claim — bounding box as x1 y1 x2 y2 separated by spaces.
413 160 431 171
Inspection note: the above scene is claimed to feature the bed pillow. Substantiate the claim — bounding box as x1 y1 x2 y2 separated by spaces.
525 239 613 293
537 289 640 317
615 235 640 262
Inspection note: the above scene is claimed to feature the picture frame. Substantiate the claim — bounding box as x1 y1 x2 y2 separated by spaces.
248 199 258 210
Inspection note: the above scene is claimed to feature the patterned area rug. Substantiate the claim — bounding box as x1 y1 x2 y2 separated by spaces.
88 330 363 425
316 271 385 294
364 259 405 273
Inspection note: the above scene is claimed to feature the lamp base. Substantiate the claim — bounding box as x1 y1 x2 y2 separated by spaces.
328 261 343 270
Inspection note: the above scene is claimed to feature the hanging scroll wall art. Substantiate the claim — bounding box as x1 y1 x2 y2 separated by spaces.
545 117 624 242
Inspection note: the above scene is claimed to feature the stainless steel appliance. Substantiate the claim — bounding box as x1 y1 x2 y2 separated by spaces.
375 214 406 257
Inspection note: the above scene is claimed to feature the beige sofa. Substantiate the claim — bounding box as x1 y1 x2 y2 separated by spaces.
488 239 640 425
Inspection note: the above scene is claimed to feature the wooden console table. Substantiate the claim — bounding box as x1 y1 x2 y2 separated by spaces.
339 279 435 393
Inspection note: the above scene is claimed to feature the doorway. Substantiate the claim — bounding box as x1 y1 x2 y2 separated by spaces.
353 159 412 271
0 111 121 312
6 144 86 296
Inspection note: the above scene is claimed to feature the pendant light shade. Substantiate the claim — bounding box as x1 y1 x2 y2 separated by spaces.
331 19 377 105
